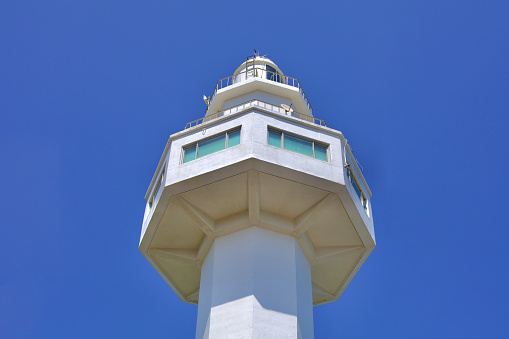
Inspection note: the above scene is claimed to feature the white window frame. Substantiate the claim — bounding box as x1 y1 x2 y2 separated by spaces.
267 127 329 162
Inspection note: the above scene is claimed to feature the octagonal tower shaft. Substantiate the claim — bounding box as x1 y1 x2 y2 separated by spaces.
196 227 313 339
139 56 375 339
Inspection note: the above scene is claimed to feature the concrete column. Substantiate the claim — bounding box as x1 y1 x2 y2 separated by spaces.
196 227 314 339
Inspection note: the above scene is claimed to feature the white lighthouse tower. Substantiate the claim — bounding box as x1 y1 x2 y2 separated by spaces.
139 55 376 338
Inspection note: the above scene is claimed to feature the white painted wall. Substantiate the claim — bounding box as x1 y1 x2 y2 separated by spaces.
222 90 293 112
196 227 314 339
164 111 345 189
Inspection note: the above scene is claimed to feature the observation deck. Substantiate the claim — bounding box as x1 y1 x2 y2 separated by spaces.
140 98 374 306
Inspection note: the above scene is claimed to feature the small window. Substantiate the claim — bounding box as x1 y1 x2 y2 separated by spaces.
149 167 165 209
183 128 241 163
266 65 282 83
267 128 328 162
314 145 328 162
197 134 226 158
268 130 282 148
348 167 369 215
154 180 162 199
228 129 241 147
349 170 362 201
183 146 197 163
284 134 313 157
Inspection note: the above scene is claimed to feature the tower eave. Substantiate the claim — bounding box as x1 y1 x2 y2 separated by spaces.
139 154 375 306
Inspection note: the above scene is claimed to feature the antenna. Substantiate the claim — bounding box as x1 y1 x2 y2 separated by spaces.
281 103 294 114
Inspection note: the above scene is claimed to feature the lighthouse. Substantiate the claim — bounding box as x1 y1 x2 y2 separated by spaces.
139 55 376 338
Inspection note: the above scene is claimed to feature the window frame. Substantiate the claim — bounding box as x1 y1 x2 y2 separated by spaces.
148 165 165 210
267 127 329 162
347 167 370 217
181 127 242 164
266 65 283 83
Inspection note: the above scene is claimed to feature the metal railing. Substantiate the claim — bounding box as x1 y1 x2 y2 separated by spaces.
185 99 326 130
207 68 313 115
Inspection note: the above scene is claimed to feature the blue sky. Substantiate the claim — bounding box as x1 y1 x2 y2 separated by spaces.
1 1 508 338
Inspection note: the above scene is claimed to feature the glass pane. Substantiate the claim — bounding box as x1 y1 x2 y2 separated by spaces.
266 65 275 80
268 130 282 148
228 130 240 147
284 134 313 157
349 171 362 200
314 145 328 161
183 146 196 163
154 181 162 198
197 134 226 158
266 65 282 83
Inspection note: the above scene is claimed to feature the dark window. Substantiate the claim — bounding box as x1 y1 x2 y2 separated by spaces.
266 65 282 83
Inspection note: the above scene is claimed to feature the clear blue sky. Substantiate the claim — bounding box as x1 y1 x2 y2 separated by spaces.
1 1 508 338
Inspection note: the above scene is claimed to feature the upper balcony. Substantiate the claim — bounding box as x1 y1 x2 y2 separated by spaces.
187 99 325 130
205 66 314 117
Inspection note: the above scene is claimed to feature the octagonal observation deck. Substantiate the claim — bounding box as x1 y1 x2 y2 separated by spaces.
139 87 375 306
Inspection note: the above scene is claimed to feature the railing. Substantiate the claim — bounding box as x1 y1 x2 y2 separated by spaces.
208 68 313 115
185 99 326 130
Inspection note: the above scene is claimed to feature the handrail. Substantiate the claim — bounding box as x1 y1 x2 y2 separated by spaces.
207 68 313 115
185 99 326 130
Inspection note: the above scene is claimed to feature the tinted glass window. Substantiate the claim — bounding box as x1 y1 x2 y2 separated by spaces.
284 134 313 157
268 129 328 162
228 130 241 147
266 65 282 83
183 146 197 163
183 128 241 164
314 144 328 161
268 130 282 148
197 134 226 158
